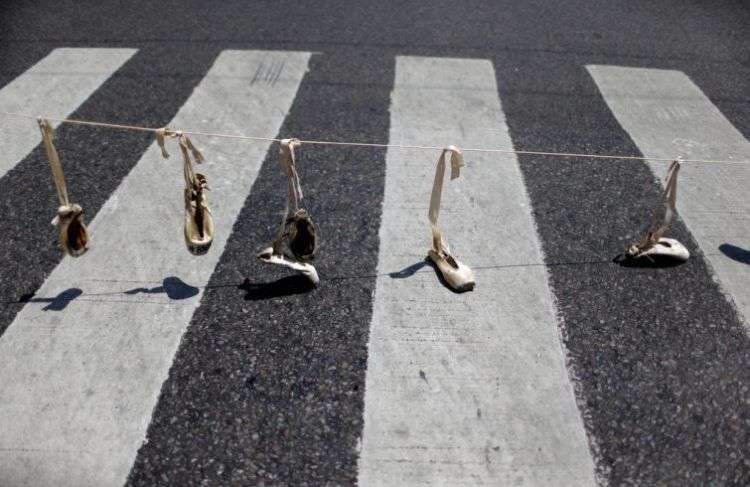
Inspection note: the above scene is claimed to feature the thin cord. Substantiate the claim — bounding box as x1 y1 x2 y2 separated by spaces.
1 110 748 165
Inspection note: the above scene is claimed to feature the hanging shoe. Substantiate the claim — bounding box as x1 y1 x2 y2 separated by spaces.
183 170 214 255
53 203 89 257
622 159 689 264
38 118 90 257
158 129 214 255
257 138 320 285
286 208 318 261
427 146 475 292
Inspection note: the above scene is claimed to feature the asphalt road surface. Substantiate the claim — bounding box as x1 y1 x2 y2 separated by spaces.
0 1 748 486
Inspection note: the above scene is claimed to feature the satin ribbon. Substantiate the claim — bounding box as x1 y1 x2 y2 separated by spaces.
638 159 681 250
38 118 78 227
428 145 464 255
272 138 304 255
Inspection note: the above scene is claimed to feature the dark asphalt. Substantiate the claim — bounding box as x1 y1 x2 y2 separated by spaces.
1 1 749 485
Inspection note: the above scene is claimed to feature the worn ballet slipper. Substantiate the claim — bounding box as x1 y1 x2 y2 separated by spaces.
38 118 90 257
623 159 689 264
160 131 215 255
257 246 320 285
427 146 475 291
428 248 475 292
183 173 214 255
257 139 320 285
286 209 318 262
626 237 689 263
52 203 89 257
257 210 319 283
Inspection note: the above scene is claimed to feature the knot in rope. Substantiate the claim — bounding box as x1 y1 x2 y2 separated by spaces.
155 127 175 158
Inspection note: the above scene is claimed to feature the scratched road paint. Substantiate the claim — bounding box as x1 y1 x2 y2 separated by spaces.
0 48 137 180
358 56 596 486
588 65 750 325
0 50 310 487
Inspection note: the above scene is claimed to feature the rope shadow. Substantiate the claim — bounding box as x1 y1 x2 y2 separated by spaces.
8 257 621 310
14 277 199 311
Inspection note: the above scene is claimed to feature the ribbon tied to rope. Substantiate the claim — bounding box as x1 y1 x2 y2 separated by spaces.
632 158 680 253
273 139 303 253
279 138 303 211
38 118 72 224
37 117 90 256
428 145 464 255
176 132 207 194
156 128 207 192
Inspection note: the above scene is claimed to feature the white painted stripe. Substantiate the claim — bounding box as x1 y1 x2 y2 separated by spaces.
588 66 750 324
358 57 596 486
0 48 137 179
0 50 310 487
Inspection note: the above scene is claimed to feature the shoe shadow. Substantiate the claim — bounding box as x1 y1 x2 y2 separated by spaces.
719 243 750 265
238 276 316 301
20 288 83 311
124 276 199 300
389 258 468 294
388 260 429 279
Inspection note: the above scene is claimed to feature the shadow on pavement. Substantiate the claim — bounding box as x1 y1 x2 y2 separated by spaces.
124 276 199 300
238 275 316 300
20 288 83 311
388 260 429 279
719 243 750 265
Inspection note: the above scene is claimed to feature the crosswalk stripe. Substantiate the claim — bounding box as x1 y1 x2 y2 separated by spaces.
357 56 596 486
588 65 750 326
0 50 310 487
0 48 137 180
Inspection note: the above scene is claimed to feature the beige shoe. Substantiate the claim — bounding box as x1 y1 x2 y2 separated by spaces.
183 172 214 255
427 146 475 292
258 139 320 285
624 159 690 263
38 118 90 257
628 237 690 262
257 246 320 285
286 208 318 261
53 203 90 257
427 248 475 292
157 129 214 255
